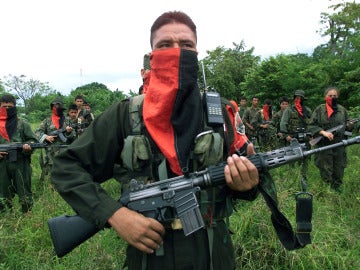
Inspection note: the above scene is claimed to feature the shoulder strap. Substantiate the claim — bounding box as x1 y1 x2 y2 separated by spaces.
259 172 312 250
128 94 145 135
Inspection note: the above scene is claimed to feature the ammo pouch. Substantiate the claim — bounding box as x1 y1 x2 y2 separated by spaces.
192 132 223 171
192 132 233 223
120 135 153 184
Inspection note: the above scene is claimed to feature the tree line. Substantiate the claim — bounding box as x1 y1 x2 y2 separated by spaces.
1 1 359 122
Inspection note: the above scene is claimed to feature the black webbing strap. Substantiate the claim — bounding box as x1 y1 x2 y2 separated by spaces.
258 180 313 250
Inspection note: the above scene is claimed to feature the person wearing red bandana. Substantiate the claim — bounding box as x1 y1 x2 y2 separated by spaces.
0 94 38 213
51 11 259 270
308 87 349 191
35 98 76 176
251 98 277 151
280 90 312 145
280 90 312 178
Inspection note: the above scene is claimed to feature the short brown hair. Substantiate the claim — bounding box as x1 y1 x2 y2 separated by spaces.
150 11 197 48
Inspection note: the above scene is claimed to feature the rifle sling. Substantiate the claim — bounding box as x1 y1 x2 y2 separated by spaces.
258 183 312 250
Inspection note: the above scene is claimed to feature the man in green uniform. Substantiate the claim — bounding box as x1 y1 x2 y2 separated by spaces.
74 95 93 130
251 98 277 151
280 90 312 177
308 87 349 191
242 96 260 146
238 96 247 118
35 98 76 178
51 11 260 270
272 96 289 147
0 94 38 213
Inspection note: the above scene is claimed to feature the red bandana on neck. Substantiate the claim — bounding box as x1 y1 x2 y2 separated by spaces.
326 97 334 119
143 48 202 175
51 107 61 129
0 107 10 141
263 105 270 121
294 97 303 117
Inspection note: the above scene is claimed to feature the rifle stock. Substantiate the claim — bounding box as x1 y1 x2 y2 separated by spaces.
47 215 100 258
48 136 360 257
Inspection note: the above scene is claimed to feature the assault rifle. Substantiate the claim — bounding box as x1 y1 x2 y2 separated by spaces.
48 123 85 143
309 124 344 146
47 136 360 257
49 128 68 143
0 143 68 162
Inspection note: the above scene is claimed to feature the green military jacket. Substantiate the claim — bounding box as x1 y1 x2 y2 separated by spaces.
51 98 258 229
308 103 348 144
0 117 38 144
35 117 76 145
280 105 312 139
242 106 260 137
0 118 38 159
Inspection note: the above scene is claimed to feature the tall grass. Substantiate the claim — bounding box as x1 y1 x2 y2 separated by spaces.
0 140 359 269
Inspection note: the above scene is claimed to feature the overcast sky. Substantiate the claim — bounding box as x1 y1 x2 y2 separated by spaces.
0 0 348 95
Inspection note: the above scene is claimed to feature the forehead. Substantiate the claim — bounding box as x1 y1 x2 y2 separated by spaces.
0 102 15 107
152 23 196 44
326 89 338 95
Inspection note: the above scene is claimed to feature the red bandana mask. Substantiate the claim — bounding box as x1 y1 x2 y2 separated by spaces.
143 48 202 175
51 107 65 129
325 97 337 119
294 97 303 117
0 107 18 142
263 105 270 121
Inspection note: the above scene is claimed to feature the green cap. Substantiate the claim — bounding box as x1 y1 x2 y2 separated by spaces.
293 90 306 99
50 98 65 109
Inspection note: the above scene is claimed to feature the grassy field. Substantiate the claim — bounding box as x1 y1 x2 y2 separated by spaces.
0 139 359 269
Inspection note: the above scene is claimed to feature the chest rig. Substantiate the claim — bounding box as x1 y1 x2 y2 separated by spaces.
120 94 237 226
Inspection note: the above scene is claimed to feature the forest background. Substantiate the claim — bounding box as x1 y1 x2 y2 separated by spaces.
1 2 360 119
0 2 360 270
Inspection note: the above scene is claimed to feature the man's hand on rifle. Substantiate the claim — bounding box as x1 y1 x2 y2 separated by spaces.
224 143 259 192
45 135 57 143
108 207 165 254
22 143 32 153
319 130 334 141
0 151 8 160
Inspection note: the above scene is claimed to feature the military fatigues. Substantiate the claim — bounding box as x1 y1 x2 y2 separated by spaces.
308 104 348 190
51 97 258 270
242 107 260 144
0 118 38 212
238 106 247 119
272 109 286 147
77 108 94 128
251 110 277 151
280 105 312 177
35 118 76 176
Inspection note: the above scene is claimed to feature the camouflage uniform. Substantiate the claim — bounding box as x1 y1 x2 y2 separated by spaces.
272 109 286 147
77 108 94 133
242 106 260 144
238 105 247 119
251 109 277 151
0 118 38 213
308 104 348 190
35 117 76 165
280 93 312 177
